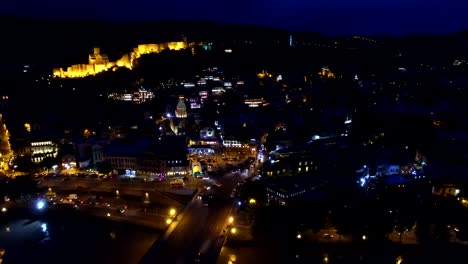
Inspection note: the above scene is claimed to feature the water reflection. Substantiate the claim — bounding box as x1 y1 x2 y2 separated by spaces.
40 222 50 241
0 211 160 264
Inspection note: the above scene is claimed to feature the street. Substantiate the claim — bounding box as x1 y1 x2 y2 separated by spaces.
140 172 243 264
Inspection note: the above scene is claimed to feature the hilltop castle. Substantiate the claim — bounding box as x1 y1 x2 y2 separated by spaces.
53 41 187 78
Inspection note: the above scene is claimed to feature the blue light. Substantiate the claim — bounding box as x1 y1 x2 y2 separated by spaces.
41 223 47 232
36 200 46 210
237 201 242 206
359 177 366 187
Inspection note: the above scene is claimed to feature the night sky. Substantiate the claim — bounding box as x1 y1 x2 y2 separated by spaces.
2 0 468 35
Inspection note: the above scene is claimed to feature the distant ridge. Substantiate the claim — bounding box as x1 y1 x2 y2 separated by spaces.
1 16 467 67
0 16 291 65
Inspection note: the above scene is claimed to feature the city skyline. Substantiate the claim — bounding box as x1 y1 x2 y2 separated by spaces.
2 0 468 35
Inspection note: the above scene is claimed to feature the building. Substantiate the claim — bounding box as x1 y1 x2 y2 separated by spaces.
175 97 188 118
88 47 110 65
104 138 151 176
104 136 189 178
261 138 349 178
92 143 105 165
30 140 58 163
53 41 187 78
265 177 307 206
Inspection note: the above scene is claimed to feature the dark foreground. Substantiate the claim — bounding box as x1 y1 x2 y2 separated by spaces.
0 208 160 264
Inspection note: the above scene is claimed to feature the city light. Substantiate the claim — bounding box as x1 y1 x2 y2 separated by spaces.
228 216 234 224
230 227 237 234
169 208 176 217
1 207 6 213
36 200 46 210
166 218 173 225
396 256 403 264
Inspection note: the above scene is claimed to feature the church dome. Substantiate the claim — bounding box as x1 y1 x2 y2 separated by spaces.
175 99 187 118
176 99 186 110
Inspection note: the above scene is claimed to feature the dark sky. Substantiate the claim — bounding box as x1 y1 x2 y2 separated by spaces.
2 0 468 35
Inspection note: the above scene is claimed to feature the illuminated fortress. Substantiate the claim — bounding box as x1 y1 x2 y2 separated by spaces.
53 41 187 78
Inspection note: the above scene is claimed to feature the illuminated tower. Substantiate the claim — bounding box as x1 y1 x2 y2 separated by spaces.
0 114 12 170
175 97 187 118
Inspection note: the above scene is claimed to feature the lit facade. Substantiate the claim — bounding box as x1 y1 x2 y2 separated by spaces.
53 41 187 78
175 98 188 118
30 141 58 163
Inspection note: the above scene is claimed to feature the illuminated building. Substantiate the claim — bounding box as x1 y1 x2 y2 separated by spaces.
104 137 188 178
30 140 58 163
200 128 215 139
175 98 187 118
89 47 109 65
53 41 187 78
188 98 201 109
318 66 336 79
0 114 13 170
257 70 273 79
244 98 269 108
169 97 188 134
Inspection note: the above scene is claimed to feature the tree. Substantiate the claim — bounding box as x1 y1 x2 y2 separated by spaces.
40 157 59 170
96 160 112 174
0 114 12 170
13 155 36 172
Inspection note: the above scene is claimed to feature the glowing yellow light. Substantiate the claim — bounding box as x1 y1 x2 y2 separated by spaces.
249 198 256 204
169 208 176 216
24 123 31 132
230 227 237 234
83 129 91 137
166 218 173 225
229 254 237 262
228 216 234 224
396 256 403 264
53 41 187 78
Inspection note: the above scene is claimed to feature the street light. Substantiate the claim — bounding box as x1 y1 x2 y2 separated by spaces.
228 216 234 224
36 200 46 210
166 218 173 225
169 208 176 217
230 227 237 234
396 256 403 264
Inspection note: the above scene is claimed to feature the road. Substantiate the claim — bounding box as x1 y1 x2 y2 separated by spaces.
39 176 200 193
140 172 242 264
